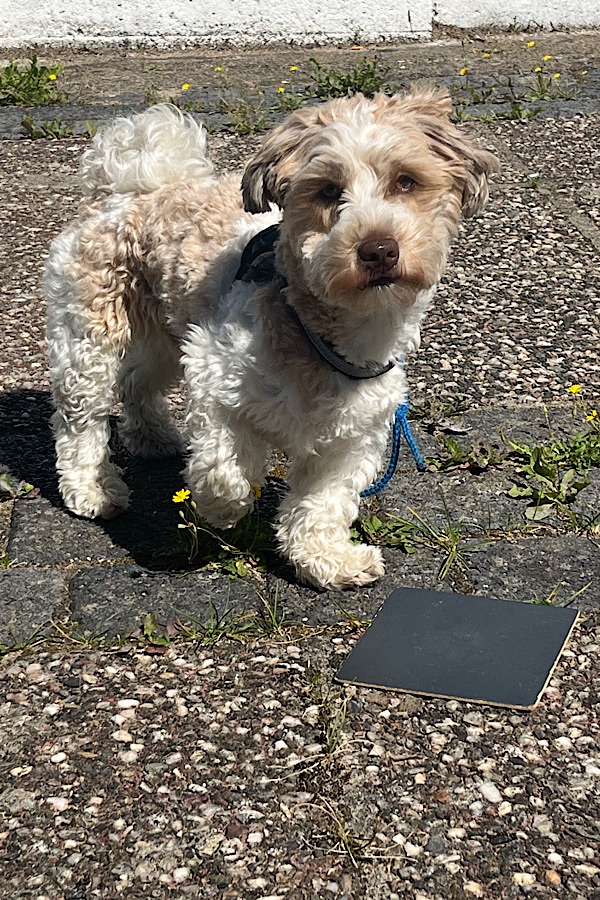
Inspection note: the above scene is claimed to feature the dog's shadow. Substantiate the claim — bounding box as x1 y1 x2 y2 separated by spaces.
0 388 290 575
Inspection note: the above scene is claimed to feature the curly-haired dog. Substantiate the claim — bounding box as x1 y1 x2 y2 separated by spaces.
46 92 498 589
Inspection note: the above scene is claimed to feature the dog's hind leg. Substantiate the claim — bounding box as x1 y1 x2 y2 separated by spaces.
118 331 184 459
46 228 132 519
49 331 131 519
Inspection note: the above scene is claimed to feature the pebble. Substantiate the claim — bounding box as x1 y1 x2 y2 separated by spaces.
172 867 190 883
50 751 67 763
512 873 536 886
47 796 70 812
111 730 133 742
479 781 503 804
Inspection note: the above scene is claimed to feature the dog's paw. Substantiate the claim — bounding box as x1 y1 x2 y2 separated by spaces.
61 475 130 519
296 543 385 590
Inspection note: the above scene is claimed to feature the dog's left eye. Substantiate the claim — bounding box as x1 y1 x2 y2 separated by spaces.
319 183 343 202
396 175 416 193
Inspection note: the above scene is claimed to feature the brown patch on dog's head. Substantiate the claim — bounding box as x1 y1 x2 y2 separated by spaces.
242 105 336 213
243 88 499 219
379 87 500 217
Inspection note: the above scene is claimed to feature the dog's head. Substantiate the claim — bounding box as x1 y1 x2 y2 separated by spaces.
242 89 499 310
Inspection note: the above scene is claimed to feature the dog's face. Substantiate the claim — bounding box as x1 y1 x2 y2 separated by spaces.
242 89 499 311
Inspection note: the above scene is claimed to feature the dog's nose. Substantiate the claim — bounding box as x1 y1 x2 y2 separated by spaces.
357 238 399 271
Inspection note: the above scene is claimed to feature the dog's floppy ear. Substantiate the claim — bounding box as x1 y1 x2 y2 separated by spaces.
387 87 500 218
242 105 327 213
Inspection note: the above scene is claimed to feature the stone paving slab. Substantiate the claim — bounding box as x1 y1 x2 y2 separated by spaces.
1 402 598 646
0 567 65 645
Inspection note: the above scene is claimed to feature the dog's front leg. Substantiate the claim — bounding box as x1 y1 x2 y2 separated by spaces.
185 409 267 530
276 448 385 590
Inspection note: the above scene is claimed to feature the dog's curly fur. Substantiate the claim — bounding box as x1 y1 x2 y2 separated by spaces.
45 90 498 589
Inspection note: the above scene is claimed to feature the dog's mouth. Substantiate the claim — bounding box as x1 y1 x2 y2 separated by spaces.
365 275 397 288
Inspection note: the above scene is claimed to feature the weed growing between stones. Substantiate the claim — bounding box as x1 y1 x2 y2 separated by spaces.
173 489 276 576
309 57 397 99
0 56 67 106
214 68 272 134
352 502 491 583
21 116 96 139
528 580 592 607
452 48 578 121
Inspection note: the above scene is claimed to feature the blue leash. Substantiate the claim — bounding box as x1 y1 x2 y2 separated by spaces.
360 402 427 498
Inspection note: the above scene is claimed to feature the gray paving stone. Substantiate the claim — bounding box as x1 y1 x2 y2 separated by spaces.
466 535 600 610
0 568 66 645
69 563 267 638
7 497 128 566
68 548 446 637
381 469 527 536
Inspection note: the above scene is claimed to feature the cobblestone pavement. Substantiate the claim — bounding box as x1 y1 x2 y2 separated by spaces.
0 31 599 900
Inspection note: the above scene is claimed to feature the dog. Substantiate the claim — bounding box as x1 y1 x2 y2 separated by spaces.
45 90 498 589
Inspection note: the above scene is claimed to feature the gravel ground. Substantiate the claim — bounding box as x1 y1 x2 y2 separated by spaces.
1 32 599 900
1 623 599 900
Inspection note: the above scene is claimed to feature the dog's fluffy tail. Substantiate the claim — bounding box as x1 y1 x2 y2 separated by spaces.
79 104 215 200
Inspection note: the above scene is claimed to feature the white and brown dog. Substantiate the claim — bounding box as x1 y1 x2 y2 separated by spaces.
45 91 498 589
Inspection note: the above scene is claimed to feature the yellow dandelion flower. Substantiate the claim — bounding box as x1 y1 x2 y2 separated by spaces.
215 66 223 73
173 488 191 503
567 384 582 394
459 66 469 76
543 54 552 61
553 72 560 79
482 52 491 59
586 409 598 420
181 82 190 90
534 66 542 73
277 86 285 94
527 41 536 47
252 485 262 499
48 73 57 81
289 65 298 72
582 70 588 75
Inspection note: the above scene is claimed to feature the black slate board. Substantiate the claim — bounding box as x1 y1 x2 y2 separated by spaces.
335 588 578 709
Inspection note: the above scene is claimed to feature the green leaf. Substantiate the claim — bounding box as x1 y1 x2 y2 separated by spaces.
525 504 553 521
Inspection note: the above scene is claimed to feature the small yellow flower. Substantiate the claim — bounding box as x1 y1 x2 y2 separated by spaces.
289 65 298 72
543 54 552 61
534 66 542 73
173 488 191 503
586 409 598 420
277 86 285 94
527 40 536 47
553 72 560 79
482 52 491 59
181 82 190 90
459 67 469 76
567 384 582 394
48 73 57 81
582 70 588 75
215 66 223 72
252 485 262 499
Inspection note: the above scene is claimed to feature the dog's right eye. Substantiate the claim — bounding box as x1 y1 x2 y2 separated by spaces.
319 183 343 203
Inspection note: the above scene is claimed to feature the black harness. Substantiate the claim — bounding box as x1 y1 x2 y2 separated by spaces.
234 224 394 381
